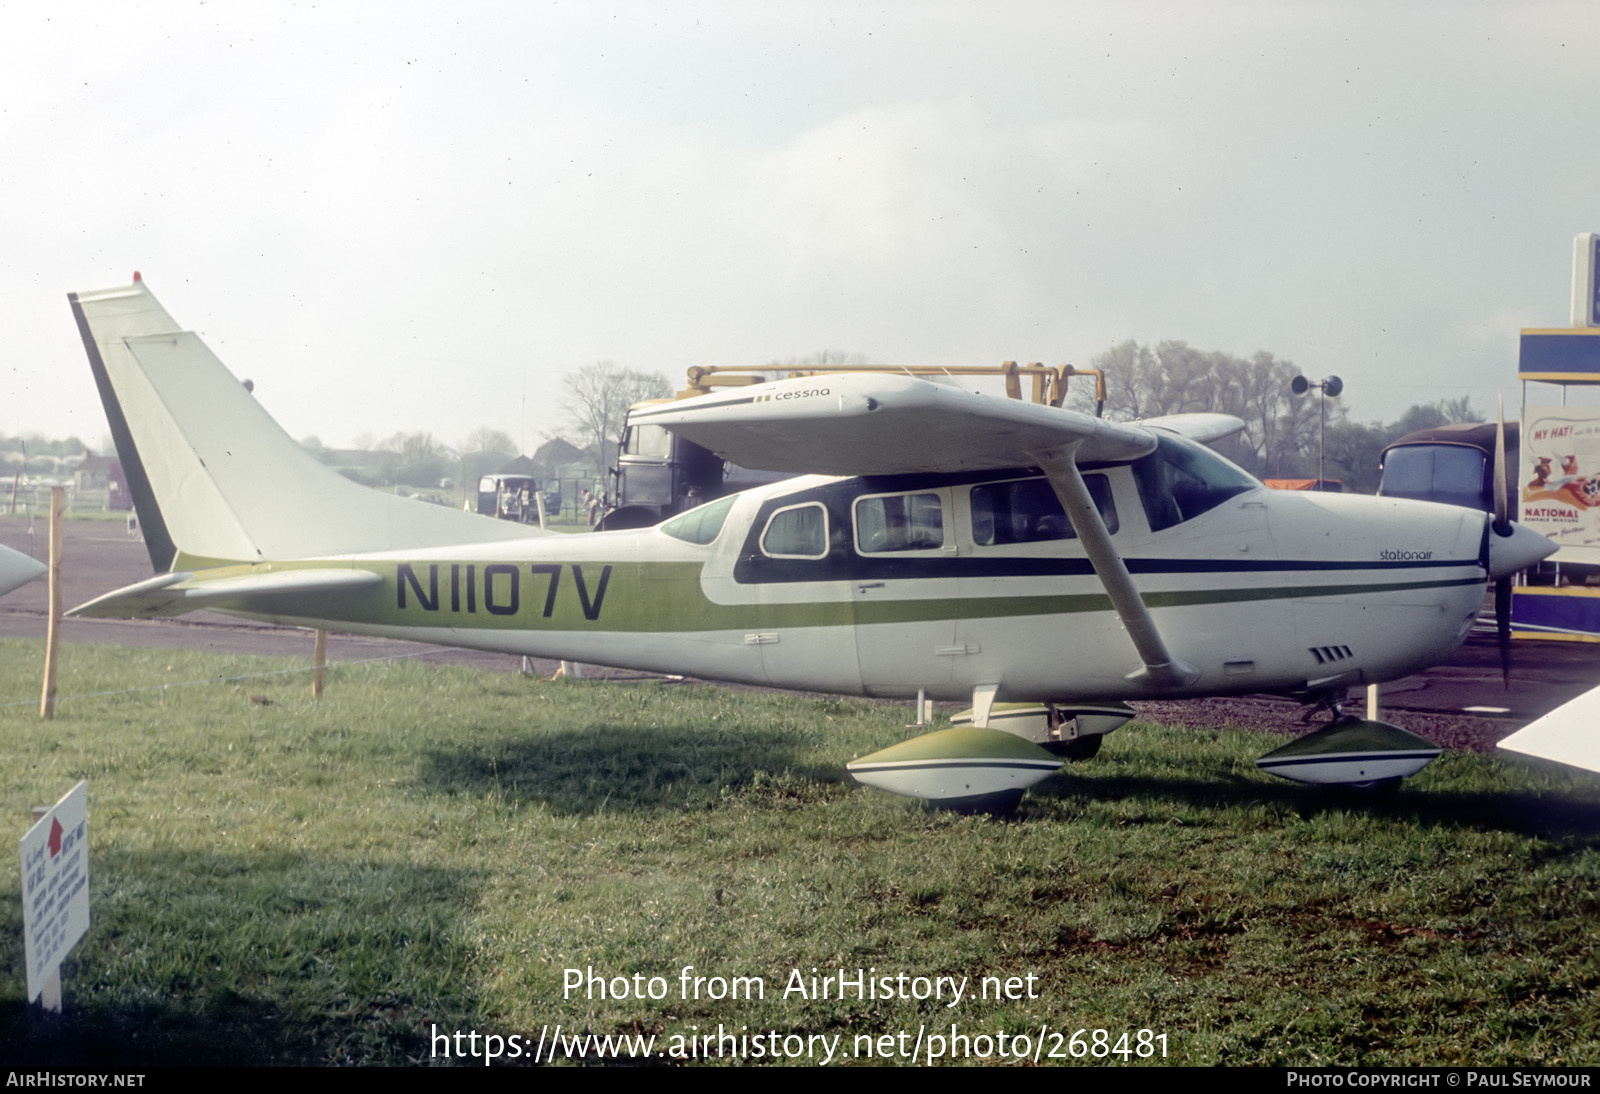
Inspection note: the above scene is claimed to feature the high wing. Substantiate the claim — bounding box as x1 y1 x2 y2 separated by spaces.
1140 413 1247 446
638 372 1244 692
632 372 1245 475
629 373 1174 475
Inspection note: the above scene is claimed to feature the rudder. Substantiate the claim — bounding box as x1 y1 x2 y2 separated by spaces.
70 276 535 571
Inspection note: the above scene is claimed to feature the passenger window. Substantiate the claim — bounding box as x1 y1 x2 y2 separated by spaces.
970 475 1117 545
855 493 944 552
761 503 828 559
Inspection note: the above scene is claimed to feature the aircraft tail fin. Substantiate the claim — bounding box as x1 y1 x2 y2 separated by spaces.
70 277 536 571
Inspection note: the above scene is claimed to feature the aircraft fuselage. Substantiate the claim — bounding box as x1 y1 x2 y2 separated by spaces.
193 462 1492 704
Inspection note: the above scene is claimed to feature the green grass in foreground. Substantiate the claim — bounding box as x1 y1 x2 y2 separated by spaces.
0 638 1598 1066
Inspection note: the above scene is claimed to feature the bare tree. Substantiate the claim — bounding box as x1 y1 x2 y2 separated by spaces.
379 431 453 487
1389 397 1482 436
458 427 519 485
1074 335 1502 488
1071 339 1336 478
562 362 672 462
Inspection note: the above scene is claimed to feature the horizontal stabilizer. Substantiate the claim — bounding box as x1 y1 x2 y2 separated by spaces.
69 568 382 619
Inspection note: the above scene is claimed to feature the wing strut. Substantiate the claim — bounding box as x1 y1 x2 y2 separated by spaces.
1032 442 1200 690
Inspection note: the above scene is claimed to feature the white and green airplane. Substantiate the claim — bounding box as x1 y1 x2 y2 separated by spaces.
67 276 1555 808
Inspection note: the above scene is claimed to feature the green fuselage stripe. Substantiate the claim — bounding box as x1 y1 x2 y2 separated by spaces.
188 556 1485 633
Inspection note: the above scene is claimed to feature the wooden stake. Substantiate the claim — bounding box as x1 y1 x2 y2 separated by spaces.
39 969 61 1014
39 487 63 719
312 628 327 698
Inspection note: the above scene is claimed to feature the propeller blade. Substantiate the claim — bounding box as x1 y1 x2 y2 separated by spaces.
1494 397 1513 688
1496 575 1513 689
1493 395 1510 534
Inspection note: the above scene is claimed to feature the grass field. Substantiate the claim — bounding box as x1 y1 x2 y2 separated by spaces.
1 638 1597 1066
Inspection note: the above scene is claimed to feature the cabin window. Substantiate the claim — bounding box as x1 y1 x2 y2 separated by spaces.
855 492 944 553
661 493 738 545
970 474 1117 545
760 502 829 559
1133 434 1258 532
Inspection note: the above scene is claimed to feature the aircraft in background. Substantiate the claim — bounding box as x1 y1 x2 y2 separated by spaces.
0 544 46 598
67 276 1555 808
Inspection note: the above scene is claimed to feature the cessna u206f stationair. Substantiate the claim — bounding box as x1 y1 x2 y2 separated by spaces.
68 276 1554 808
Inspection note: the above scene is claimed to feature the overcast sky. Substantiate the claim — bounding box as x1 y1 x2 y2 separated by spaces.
5 1 1599 453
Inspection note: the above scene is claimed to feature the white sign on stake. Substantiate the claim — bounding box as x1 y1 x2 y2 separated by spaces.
20 780 89 1010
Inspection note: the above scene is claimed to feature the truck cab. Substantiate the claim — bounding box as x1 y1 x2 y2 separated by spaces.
602 413 784 530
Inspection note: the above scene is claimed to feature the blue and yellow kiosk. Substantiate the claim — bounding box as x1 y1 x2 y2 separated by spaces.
1513 233 1600 641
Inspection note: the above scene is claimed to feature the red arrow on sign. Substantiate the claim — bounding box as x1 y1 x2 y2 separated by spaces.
47 817 63 858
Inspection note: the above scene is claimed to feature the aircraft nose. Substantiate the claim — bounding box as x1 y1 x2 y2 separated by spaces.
1487 522 1557 579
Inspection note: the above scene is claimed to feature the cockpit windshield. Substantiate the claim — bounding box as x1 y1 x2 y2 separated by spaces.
1132 433 1260 532
660 493 738 544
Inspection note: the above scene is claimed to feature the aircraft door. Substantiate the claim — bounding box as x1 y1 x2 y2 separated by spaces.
849 488 957 697
733 496 865 694
954 474 1106 696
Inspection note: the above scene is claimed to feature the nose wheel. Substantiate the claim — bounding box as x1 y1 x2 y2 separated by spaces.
1042 734 1103 761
